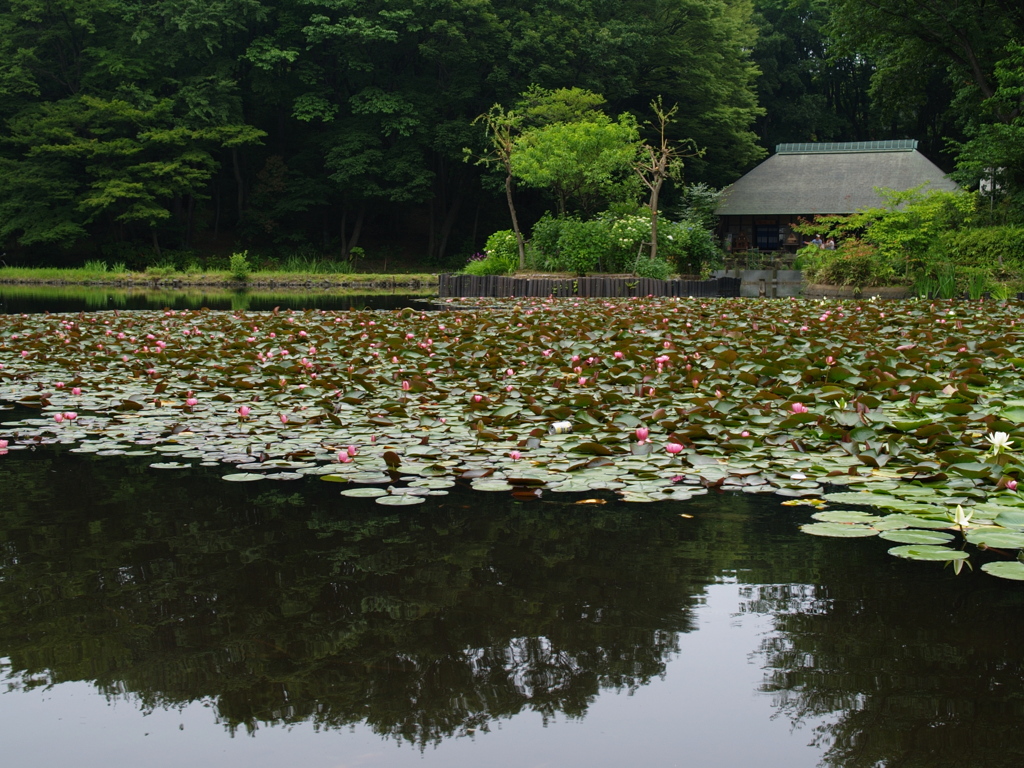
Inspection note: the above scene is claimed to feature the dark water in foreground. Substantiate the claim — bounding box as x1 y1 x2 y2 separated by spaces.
2 446 1024 768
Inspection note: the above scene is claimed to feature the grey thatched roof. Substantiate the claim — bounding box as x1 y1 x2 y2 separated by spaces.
715 141 960 216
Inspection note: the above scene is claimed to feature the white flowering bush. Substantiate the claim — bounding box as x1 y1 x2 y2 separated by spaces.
525 210 722 275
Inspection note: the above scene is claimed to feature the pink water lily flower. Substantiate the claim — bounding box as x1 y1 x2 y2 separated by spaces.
347 445 358 458
71 387 81 396
636 427 650 444
666 443 683 455
185 397 198 407
64 412 77 420
790 402 809 414
1006 479 1018 492
53 413 64 423
510 450 522 461
237 405 251 419
337 452 352 463
279 413 289 424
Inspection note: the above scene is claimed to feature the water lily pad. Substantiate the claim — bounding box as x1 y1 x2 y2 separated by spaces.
878 529 954 545
264 472 303 481
811 510 884 524
980 561 1024 581
887 545 970 561
149 462 191 469
222 472 264 482
470 479 512 491
876 514 955 530
619 493 661 503
340 487 388 498
800 522 878 538
375 494 425 506
965 529 1024 549
995 510 1024 529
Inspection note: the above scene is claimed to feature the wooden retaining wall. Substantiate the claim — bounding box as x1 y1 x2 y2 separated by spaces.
437 274 741 299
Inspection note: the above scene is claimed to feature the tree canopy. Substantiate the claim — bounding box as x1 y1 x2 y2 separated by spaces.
1 0 1022 264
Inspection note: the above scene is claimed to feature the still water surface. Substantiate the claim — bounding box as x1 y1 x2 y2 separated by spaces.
2 290 1024 767
2 447 1024 768
0 286 426 314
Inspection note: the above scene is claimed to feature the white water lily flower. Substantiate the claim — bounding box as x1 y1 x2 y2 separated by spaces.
986 431 1014 455
949 504 973 528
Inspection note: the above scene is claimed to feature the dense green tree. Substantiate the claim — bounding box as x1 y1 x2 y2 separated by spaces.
509 87 641 217
827 0 1023 164
751 0 868 146
0 0 767 262
952 43 1024 221
0 0 267 252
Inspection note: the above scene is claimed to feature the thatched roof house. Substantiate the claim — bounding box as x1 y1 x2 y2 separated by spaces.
716 140 959 253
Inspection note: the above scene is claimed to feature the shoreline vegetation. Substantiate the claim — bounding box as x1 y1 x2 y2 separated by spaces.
0 266 440 290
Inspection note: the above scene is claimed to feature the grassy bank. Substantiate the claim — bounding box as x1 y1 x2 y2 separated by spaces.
0 265 439 289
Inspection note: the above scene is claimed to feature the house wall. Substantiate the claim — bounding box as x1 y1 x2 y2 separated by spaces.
719 215 804 253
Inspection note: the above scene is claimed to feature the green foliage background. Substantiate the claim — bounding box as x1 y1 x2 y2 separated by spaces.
0 0 765 266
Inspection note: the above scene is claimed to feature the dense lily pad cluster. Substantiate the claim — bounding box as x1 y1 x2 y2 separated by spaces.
3 296 1024 577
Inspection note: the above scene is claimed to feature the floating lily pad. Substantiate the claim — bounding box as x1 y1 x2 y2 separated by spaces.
470 479 512 491
222 473 264 482
965 529 1024 549
995 510 1024 529
875 514 956 530
980 561 1024 581
887 545 970 561
340 487 388 498
878 529 955 545
800 522 879 538
149 462 191 469
811 510 884 524
375 494 426 506
264 472 303 481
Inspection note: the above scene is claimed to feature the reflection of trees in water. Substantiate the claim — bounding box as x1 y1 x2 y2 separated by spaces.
744 542 1024 768
0 450 749 745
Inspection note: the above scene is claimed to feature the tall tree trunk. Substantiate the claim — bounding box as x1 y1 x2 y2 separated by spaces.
649 176 664 262
505 173 526 270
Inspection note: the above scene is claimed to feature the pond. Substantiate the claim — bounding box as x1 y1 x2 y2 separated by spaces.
4 290 1024 767
0 285 430 314
3 446 1024 768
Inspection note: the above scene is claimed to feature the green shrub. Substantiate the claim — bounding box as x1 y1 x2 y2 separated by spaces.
609 214 650 270
938 226 1024 275
528 210 721 275
633 256 673 280
802 239 900 288
229 251 251 281
462 255 513 275
659 218 722 275
82 260 108 273
555 218 612 274
529 214 565 269
483 230 520 273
